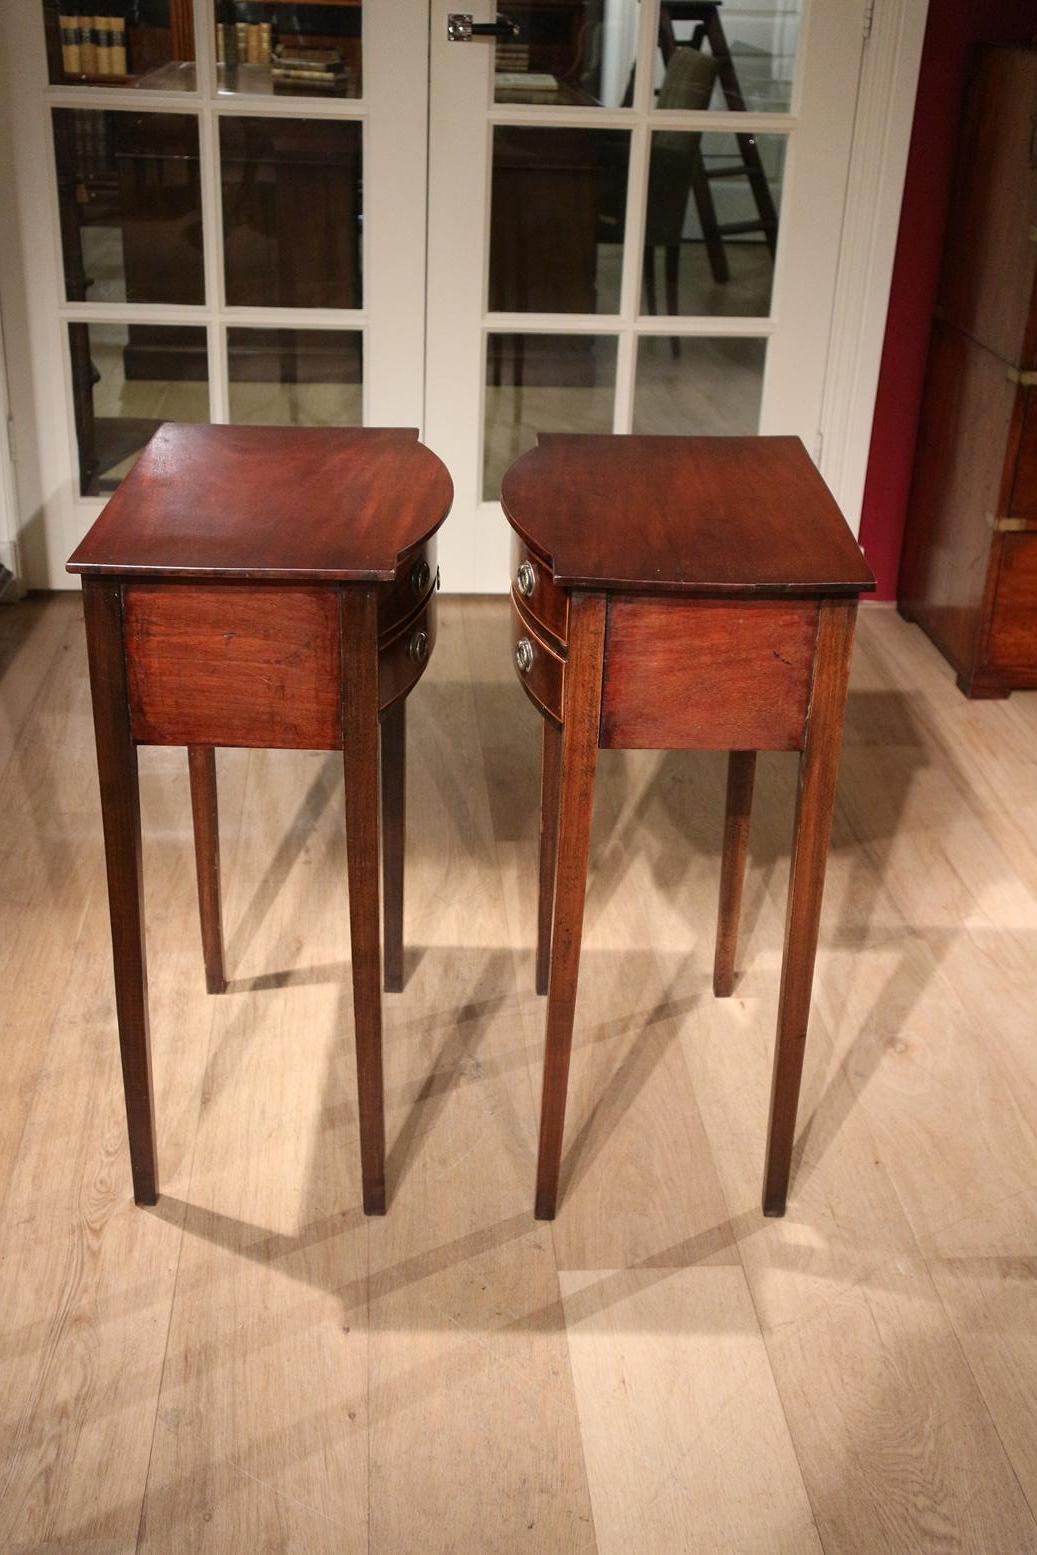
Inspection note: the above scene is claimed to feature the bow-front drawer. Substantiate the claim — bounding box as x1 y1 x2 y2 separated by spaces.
379 538 437 640
510 535 568 650
511 596 563 724
379 593 437 714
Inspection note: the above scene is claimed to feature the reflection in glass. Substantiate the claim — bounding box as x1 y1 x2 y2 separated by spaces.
632 336 765 438
642 132 786 317
215 1 362 99
655 3 801 114
227 329 363 426
44 2 197 89
494 0 639 107
53 110 204 305
220 117 363 309
489 128 629 315
68 323 209 495
483 334 617 500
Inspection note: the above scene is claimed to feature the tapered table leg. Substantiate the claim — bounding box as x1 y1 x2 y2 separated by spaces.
713 750 756 998
341 588 387 1215
82 580 158 1206
188 746 226 995
763 600 856 1216
381 699 406 994
535 593 607 1220
535 718 562 996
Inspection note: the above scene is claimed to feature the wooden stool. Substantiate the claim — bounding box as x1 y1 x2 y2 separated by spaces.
67 424 452 1216
502 434 875 1220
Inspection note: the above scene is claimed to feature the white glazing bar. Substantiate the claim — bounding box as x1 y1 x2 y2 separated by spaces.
193 0 214 99
613 329 636 434
634 315 778 336
614 0 663 431
42 88 203 112
212 97 365 120
58 303 211 324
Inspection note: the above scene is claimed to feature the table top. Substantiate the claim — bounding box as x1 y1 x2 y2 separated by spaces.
501 435 875 596
67 424 453 583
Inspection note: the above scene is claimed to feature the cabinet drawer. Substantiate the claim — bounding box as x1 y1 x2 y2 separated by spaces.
510 534 568 648
511 597 563 724
379 594 437 713
379 538 437 639
988 533 1037 668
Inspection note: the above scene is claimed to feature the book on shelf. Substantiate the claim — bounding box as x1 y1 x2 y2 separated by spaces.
273 46 345 72
59 15 129 78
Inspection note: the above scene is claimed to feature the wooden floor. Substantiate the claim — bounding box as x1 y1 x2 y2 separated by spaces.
3 593 1037 1554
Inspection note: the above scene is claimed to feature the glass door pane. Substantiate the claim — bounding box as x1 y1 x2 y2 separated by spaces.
493 0 640 107
43 1 198 90
214 1 362 98
54 109 206 305
219 117 363 309
69 321 209 494
654 1 802 113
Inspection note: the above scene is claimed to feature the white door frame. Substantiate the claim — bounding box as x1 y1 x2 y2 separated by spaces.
818 0 929 532
0 0 430 590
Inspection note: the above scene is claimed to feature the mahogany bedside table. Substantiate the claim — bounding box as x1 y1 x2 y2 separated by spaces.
502 434 875 1220
67 423 452 1216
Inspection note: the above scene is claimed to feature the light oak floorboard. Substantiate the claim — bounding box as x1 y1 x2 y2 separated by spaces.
2 597 1037 1552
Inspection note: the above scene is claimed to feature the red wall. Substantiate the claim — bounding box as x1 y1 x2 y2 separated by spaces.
857 0 1036 599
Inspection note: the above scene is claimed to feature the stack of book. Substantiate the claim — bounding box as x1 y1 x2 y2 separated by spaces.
216 21 273 65
271 46 348 92
59 13 128 77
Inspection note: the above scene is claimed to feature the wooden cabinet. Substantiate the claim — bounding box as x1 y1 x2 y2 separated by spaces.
898 46 1037 698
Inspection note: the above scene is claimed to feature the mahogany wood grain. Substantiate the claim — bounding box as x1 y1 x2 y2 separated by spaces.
898 322 1020 678
535 592 607 1221
713 750 756 999
381 699 405 995
187 746 226 995
601 598 817 752
502 435 875 597
340 587 386 1215
512 597 564 726
536 718 562 998
1008 390 1037 522
762 598 857 1217
125 582 342 751
987 535 1037 669
898 49 1037 699
67 424 453 583
937 47 1037 370
511 532 569 648
81 579 158 1205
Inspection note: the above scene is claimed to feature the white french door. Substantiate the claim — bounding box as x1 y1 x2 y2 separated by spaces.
1 0 919 593
0 0 429 589
425 0 870 593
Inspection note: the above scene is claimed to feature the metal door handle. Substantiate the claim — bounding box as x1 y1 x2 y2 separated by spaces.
447 13 520 41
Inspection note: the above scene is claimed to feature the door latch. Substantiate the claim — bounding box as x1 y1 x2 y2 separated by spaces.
447 13 520 41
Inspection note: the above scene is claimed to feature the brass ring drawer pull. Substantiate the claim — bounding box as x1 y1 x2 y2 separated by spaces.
411 559 431 595
516 561 536 598
514 637 535 673
409 630 429 664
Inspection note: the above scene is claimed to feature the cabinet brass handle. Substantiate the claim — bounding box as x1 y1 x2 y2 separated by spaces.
411 559 431 595
514 637 534 673
516 560 535 598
